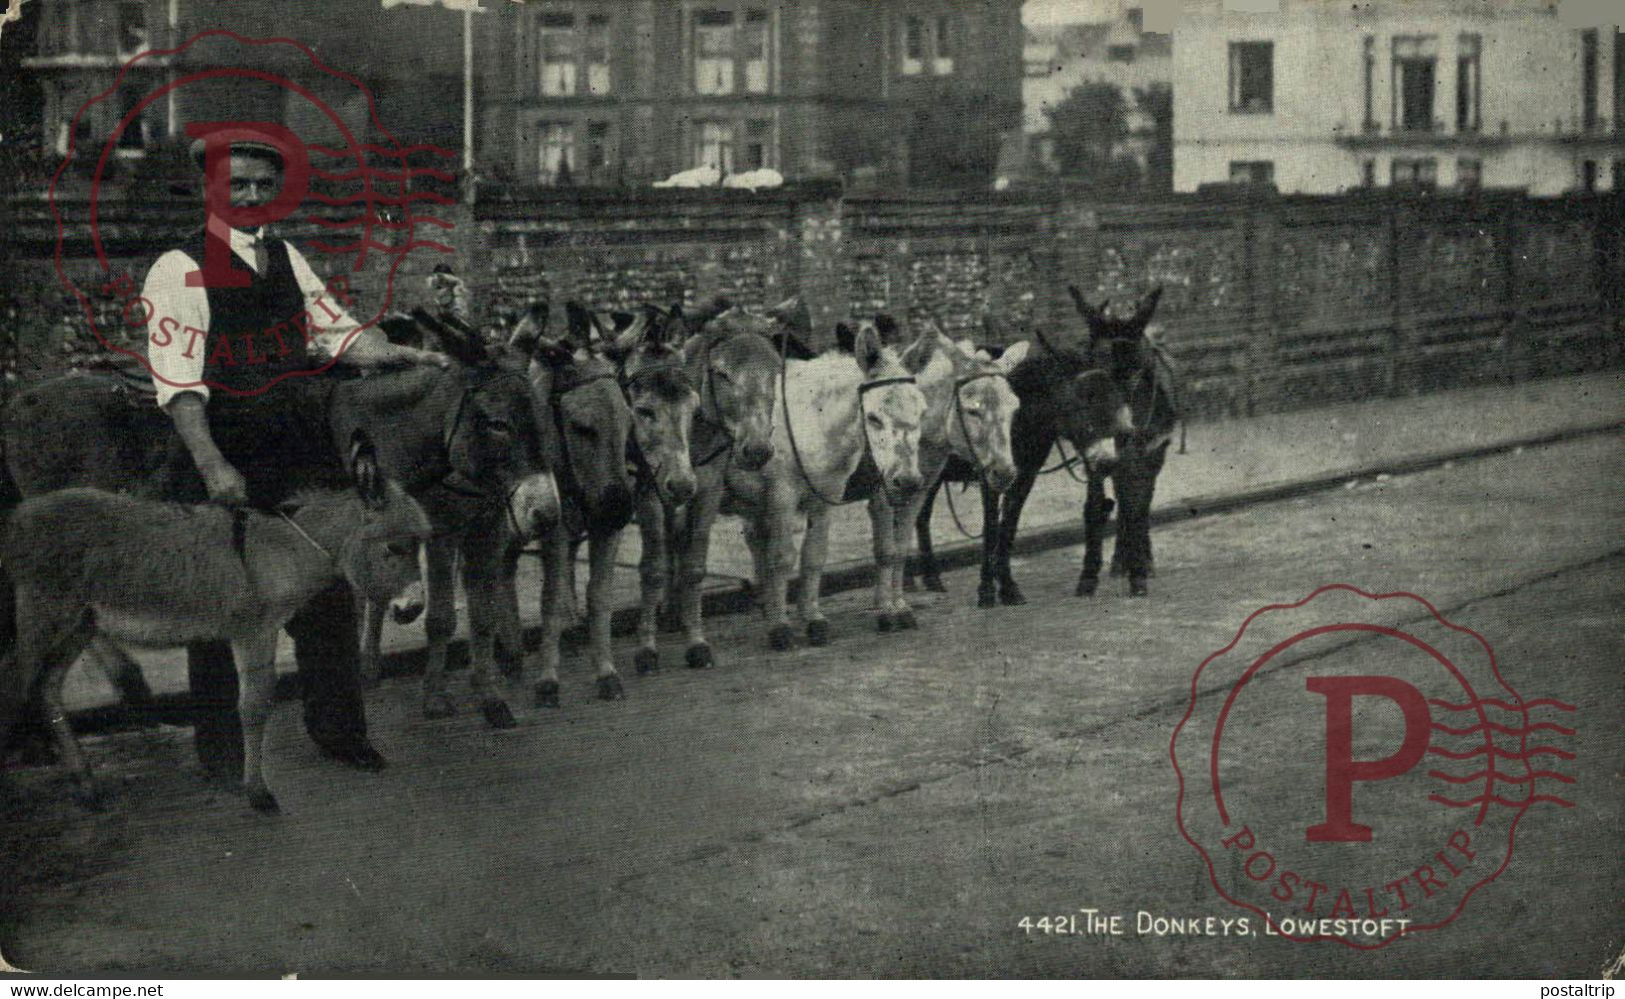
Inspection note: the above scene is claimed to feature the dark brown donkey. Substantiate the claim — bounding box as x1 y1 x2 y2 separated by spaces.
909 319 1136 608
1063 286 1179 598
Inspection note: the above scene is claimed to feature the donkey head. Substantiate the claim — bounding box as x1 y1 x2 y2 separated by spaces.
529 304 636 532
407 309 561 539
904 325 1029 494
606 305 699 507
1057 368 1134 471
851 320 927 502
340 432 432 609
685 308 781 471
1067 285 1164 386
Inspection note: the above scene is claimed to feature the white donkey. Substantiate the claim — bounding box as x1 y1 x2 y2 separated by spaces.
0 444 429 815
862 327 1029 629
729 321 928 650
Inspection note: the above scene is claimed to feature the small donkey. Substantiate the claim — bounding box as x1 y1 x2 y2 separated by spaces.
0 439 429 814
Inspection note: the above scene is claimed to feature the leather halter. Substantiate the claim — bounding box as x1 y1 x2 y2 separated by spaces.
619 357 692 496
690 330 771 469
547 368 621 514
437 370 539 538
783 366 918 508
948 368 1009 486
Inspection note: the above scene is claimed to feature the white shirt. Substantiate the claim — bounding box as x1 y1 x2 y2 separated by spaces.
139 218 370 407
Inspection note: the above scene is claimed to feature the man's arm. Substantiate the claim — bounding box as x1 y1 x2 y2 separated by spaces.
142 251 246 504
284 242 449 370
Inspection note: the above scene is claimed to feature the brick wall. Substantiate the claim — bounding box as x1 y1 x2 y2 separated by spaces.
6 185 1621 419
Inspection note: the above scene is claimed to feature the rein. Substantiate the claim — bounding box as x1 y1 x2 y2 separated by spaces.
948 368 1009 486
618 356 692 500
276 509 334 560
437 370 548 538
690 331 766 469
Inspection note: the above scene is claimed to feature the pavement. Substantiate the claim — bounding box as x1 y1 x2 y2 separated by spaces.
7 421 1620 977
61 368 1625 711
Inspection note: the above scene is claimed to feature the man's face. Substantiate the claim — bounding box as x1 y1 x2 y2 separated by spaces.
227 154 282 209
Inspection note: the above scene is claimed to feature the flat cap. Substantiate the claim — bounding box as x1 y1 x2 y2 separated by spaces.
188 137 286 171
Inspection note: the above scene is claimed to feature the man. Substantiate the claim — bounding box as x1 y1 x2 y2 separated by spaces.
141 137 446 779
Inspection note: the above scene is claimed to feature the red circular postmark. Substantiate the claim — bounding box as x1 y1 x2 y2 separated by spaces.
1171 584 1577 949
50 30 458 396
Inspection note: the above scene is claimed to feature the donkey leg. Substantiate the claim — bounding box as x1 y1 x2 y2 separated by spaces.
588 530 625 700
799 505 833 646
87 638 153 707
186 640 244 785
866 495 896 631
912 480 946 593
359 599 386 686
535 532 569 708
678 492 723 670
763 488 799 653
24 601 97 808
560 539 585 643
461 534 518 729
231 630 282 815
490 546 524 683
977 486 1003 609
995 467 1041 606
419 537 460 719
1077 473 1111 597
889 494 926 630
634 494 666 675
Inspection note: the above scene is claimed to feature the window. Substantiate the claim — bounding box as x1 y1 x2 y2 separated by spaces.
116 1 147 57
1228 42 1273 113
742 119 771 170
1456 157 1481 192
540 13 578 97
1361 159 1376 188
116 85 148 151
1362 36 1376 130
1393 36 1437 132
1582 29 1599 131
585 14 611 95
1107 44 1136 63
1582 159 1598 192
1228 161 1273 185
900 14 955 76
693 8 771 95
1391 157 1437 190
696 120 736 173
1457 34 1481 133
584 121 612 181
538 121 575 185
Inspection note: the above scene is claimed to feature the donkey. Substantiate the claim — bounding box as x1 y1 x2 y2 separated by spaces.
852 324 1029 630
734 321 927 650
1064 286 1178 598
583 305 702 676
0 438 429 814
911 321 1136 608
507 305 638 708
2 314 560 770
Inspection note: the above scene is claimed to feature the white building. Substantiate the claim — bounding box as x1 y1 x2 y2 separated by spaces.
1172 0 1625 194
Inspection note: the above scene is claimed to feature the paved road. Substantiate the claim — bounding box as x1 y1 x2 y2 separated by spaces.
3 433 1620 978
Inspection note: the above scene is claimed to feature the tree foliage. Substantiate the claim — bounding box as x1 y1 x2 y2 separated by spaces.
1044 81 1128 183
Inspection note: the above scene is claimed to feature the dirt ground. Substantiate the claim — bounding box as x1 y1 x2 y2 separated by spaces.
2 433 1620 978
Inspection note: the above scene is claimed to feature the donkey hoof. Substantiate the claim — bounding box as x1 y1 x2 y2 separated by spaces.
807 619 831 646
768 624 795 652
894 608 918 630
535 680 561 709
597 674 626 701
977 586 998 609
923 575 948 594
247 788 281 815
480 698 518 729
1000 584 1027 606
1128 579 1150 598
423 694 456 720
685 644 715 670
877 613 895 633
1075 577 1099 597
634 647 661 675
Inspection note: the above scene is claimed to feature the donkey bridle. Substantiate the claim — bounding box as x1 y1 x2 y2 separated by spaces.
547 369 621 515
949 369 1009 486
691 330 771 469
438 370 542 538
620 358 691 497
782 365 917 508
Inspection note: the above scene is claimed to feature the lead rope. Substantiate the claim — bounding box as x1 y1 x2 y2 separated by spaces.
276 509 334 560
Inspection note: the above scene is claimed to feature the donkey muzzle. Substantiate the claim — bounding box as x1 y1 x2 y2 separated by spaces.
1083 437 1119 470
512 471 563 538
737 438 775 471
390 580 426 625
662 470 697 506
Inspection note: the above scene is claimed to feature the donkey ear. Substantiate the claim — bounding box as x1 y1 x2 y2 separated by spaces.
532 337 575 367
834 322 857 355
1132 286 1164 325
901 327 939 374
349 430 386 510
564 301 597 349
853 323 886 376
1066 285 1102 326
769 296 811 338
995 339 1031 372
873 313 901 345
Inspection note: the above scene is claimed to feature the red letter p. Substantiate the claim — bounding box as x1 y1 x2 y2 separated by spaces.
1305 676 1431 843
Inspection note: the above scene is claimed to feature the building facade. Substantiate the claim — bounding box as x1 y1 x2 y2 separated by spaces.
18 0 1023 190
1172 0 1625 194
